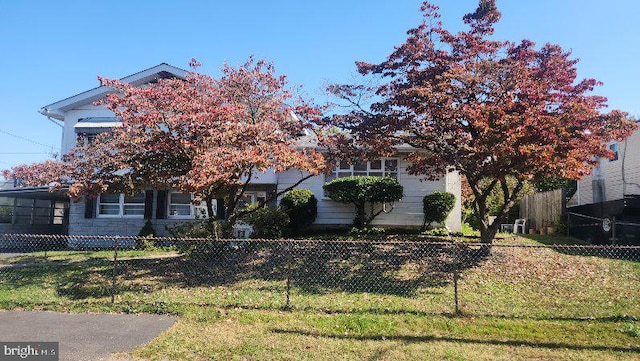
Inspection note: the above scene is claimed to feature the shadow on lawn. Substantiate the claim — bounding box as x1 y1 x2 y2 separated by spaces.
271 328 640 354
520 234 640 262
0 241 490 301
290 241 488 296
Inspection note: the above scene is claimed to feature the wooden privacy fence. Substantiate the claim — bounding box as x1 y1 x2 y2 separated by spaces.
519 188 566 232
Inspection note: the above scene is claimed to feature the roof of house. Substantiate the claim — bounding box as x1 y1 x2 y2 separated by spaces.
40 63 188 121
0 186 69 201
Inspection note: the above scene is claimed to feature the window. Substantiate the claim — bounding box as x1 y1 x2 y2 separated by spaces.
76 133 97 147
326 159 399 182
237 192 267 209
167 192 216 219
609 143 619 162
97 193 145 218
168 192 192 218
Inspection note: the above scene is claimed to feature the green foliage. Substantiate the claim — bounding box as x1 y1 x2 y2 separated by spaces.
241 206 290 239
422 192 456 228
138 220 156 237
280 188 317 235
324 176 403 205
421 227 451 237
137 220 157 249
554 218 568 236
464 177 533 230
535 177 577 201
166 220 215 239
323 176 403 228
165 220 230 255
348 227 386 236
621 323 640 338
0 205 11 223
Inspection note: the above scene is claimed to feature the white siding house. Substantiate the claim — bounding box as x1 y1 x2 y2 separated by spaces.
25 64 462 236
571 128 640 206
567 125 640 245
277 161 461 230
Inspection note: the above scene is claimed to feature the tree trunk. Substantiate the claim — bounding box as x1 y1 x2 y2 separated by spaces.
204 194 219 240
480 222 499 244
216 198 225 220
354 202 366 229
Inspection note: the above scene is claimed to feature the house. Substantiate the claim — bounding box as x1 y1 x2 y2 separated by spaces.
570 129 640 206
568 126 640 244
0 178 68 235
4 64 461 237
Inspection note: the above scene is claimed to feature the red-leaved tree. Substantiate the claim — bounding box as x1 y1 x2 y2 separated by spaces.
328 0 637 243
4 57 326 234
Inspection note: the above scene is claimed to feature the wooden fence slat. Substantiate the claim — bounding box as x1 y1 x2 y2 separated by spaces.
519 188 566 231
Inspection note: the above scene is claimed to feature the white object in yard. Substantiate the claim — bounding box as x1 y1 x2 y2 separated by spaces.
232 222 253 239
513 218 527 234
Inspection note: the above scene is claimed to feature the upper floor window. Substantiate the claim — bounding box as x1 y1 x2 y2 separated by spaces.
609 143 619 162
167 192 215 219
96 193 145 218
326 159 398 182
76 133 97 147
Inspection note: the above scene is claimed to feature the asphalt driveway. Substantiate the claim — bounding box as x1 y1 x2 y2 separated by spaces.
0 310 176 361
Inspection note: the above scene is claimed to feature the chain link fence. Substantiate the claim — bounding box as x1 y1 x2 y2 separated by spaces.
0 233 638 319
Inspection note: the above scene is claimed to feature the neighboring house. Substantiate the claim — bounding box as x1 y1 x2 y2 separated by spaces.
3 63 461 237
568 125 640 244
570 129 640 206
0 178 68 234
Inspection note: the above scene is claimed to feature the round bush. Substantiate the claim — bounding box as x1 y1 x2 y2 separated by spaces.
280 188 317 235
242 206 290 239
423 191 456 228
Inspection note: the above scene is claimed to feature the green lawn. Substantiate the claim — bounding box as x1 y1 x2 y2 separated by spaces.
0 236 638 360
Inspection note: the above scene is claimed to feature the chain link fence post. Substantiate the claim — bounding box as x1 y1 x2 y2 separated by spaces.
452 241 460 315
111 236 119 304
285 239 292 310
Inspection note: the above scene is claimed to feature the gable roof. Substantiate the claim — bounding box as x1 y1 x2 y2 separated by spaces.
39 63 188 120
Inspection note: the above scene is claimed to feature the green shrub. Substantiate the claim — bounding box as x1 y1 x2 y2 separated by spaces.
241 206 290 239
136 220 157 249
280 188 317 235
421 227 450 236
165 220 229 256
348 227 387 236
138 220 156 237
323 176 403 229
0 205 11 223
423 192 456 229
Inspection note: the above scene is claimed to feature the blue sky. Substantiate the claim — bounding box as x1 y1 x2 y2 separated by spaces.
1 0 638 169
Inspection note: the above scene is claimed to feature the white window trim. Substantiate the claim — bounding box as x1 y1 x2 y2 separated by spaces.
323 158 400 199
167 192 194 219
327 158 399 180
96 193 145 218
167 191 216 219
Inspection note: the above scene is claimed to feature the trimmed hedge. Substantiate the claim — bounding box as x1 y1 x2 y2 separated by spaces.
323 176 403 229
423 191 456 228
280 188 317 235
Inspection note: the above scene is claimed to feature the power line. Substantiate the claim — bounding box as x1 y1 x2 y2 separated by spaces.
0 129 55 149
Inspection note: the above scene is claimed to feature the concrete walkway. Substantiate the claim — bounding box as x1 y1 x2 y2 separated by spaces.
0 310 176 361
